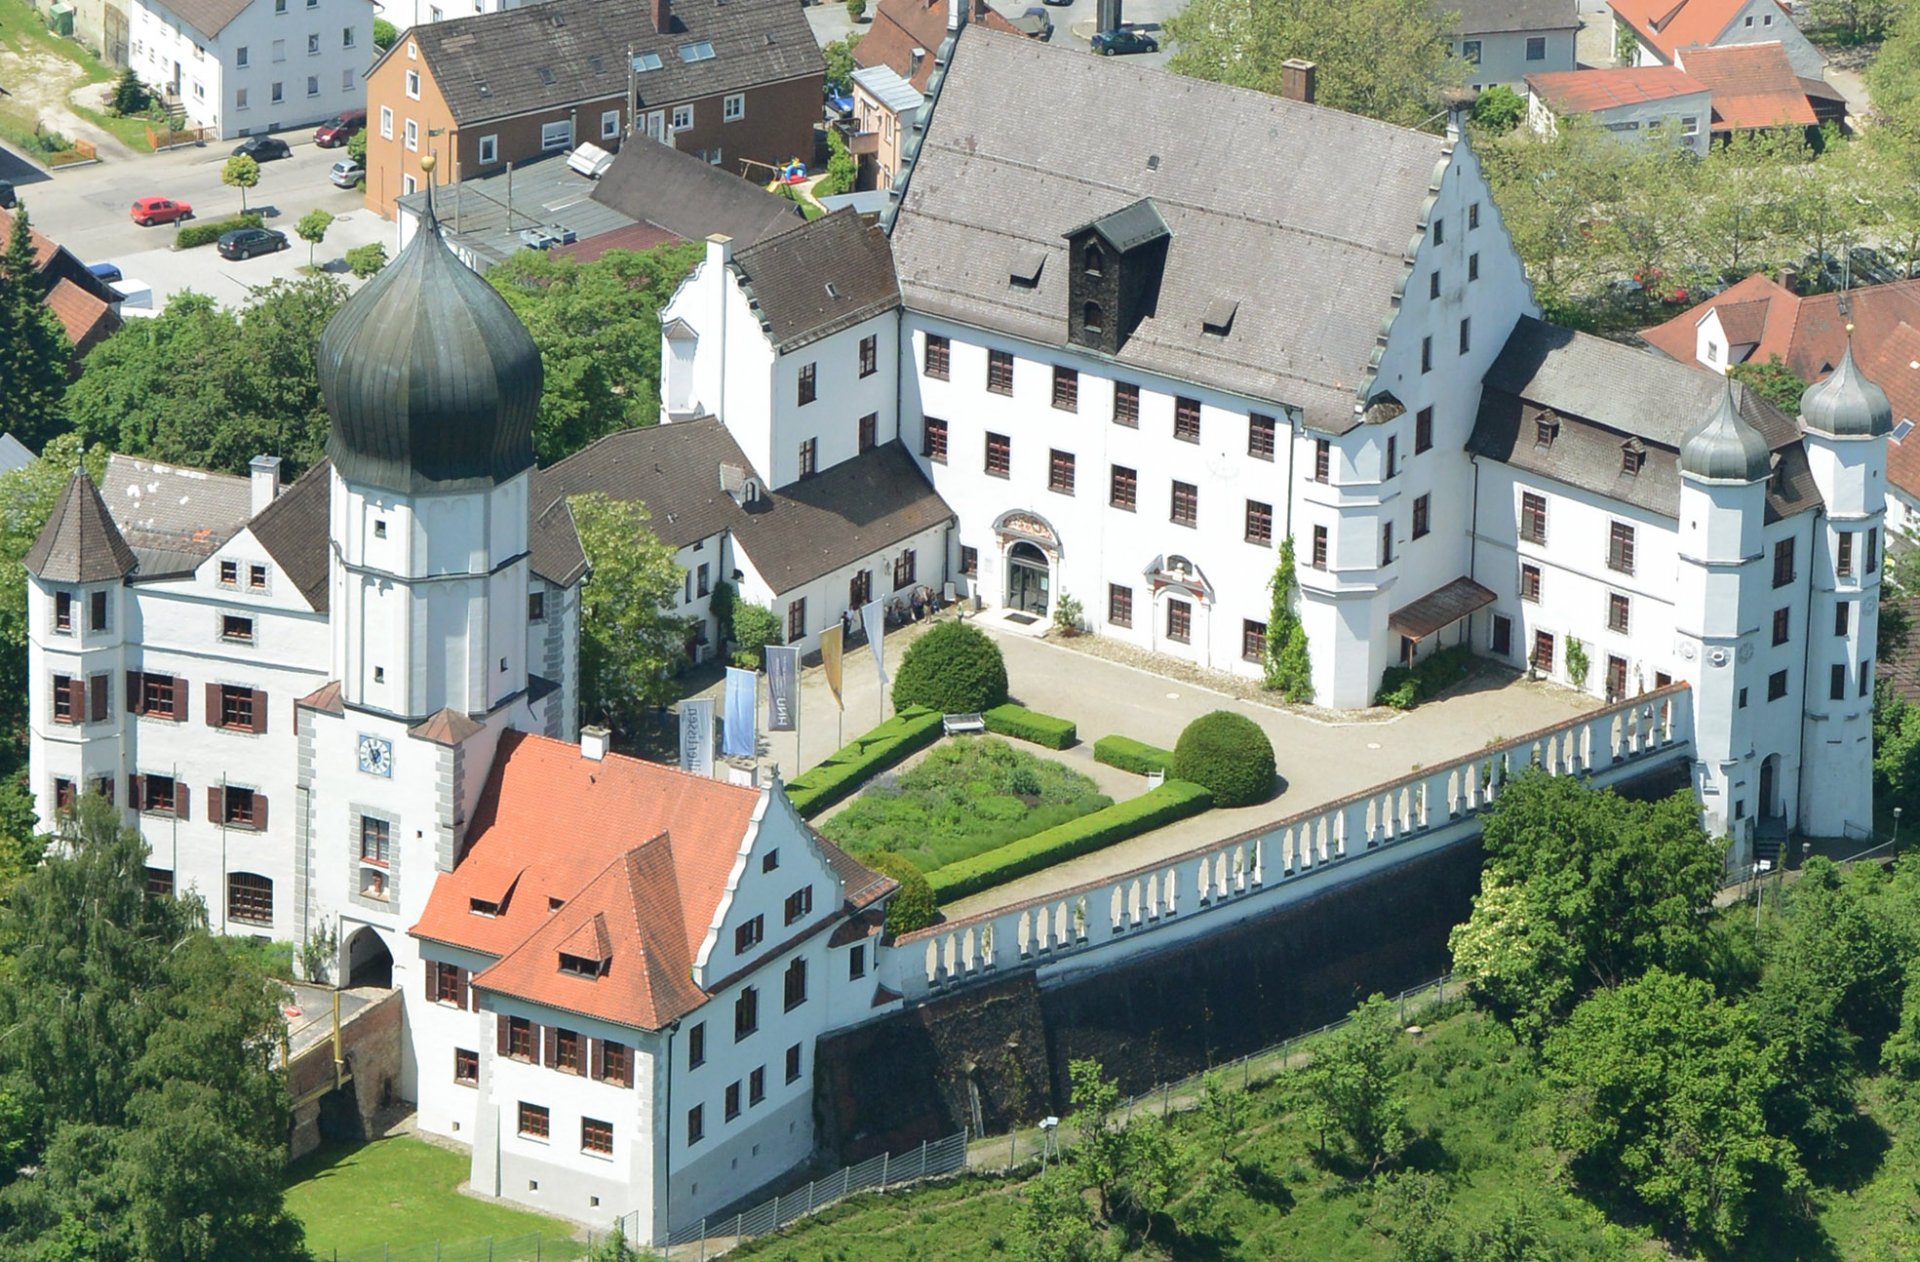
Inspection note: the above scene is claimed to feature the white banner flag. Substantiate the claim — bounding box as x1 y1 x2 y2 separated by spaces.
861 598 887 686
678 697 714 777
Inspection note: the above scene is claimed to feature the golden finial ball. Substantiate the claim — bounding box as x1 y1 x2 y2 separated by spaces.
420 153 437 175
1846 322 1856 335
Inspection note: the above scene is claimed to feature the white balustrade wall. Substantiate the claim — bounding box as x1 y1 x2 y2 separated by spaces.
887 686 1695 1001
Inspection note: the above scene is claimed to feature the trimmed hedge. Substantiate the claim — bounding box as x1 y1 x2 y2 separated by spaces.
1172 710 1276 808
982 703 1076 750
891 620 1009 714
1093 735 1174 776
865 851 937 935
176 212 265 249
926 780 1213 903
784 706 943 817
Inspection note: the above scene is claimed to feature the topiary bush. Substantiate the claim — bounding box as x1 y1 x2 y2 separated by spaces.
1171 710 1276 807
890 620 1008 714
866 850 936 935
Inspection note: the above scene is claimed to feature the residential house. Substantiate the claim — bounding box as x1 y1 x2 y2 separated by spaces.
360 0 822 217
1444 0 1578 90
0 207 122 356
854 0 1019 91
1673 41 1820 137
849 64 920 192
1525 66 1712 153
1611 0 1824 80
128 0 374 139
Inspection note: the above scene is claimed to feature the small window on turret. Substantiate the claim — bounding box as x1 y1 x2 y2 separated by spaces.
54 591 73 632
88 591 108 632
374 519 388 539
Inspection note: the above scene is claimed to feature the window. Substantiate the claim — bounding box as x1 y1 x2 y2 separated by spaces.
1052 365 1078 411
246 564 267 592
221 785 261 828
723 92 745 122
306 75 319 97
1526 35 1546 59
518 1103 549 1140
724 1082 743 1122
434 960 461 1003
1242 619 1267 664
1607 522 1636 574
1421 337 1432 374
671 104 693 131
848 570 872 610
798 438 817 479
1380 521 1395 565
687 1105 705 1145
1110 465 1136 510
405 68 420 98
1834 601 1851 636
986 433 1011 478
1606 654 1628 699
1469 253 1480 282
582 1118 613 1155
1532 630 1555 673
1314 439 1331 483
749 1065 766 1105
1167 599 1192 644
735 986 759 1039
849 943 867 979
1608 592 1630 634
601 109 621 140
507 1016 535 1060
961 546 978 577
454 1048 478 1085
404 119 419 152
1412 494 1430 540
1862 661 1872 697
1868 528 1879 573
228 872 273 926
600 1040 631 1086
893 549 917 590
1520 493 1548 544
784 957 808 1011
53 778 74 812
924 334 950 379
1245 499 1273 546
1769 669 1789 701
555 1028 582 1074
1311 525 1328 569
1773 539 1795 588
1049 450 1076 495
786 1043 802 1084
1174 397 1201 443
798 363 816 405
1385 435 1398 479
1108 583 1133 628
1414 407 1433 454
858 413 877 454
342 26 354 46
1459 318 1471 355
1113 383 1139 427
308 32 319 53
784 886 813 925
271 81 284 104
923 416 948 462
1429 271 1441 300
237 44 249 64
987 350 1014 395
1461 39 1480 64
380 106 393 138
1773 607 1790 646
479 134 498 163
54 590 73 631
1682 115 1699 137
1249 413 1276 460
222 614 256 644
51 674 75 724
1837 530 1854 577
1622 444 1645 475
217 685 259 731
134 672 179 719
1832 664 1848 700
1535 416 1559 447
735 913 765 954
1433 216 1445 244
1520 563 1541 603
859 334 878 378
689 1022 706 1068
1171 481 1198 528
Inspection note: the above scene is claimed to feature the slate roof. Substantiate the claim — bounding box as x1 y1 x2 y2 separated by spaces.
24 471 137 583
404 0 823 126
856 0 1021 90
0 434 33 477
730 209 901 351
1525 66 1708 112
1468 315 1818 519
1677 41 1816 130
248 460 332 612
148 0 252 38
1442 0 1580 35
543 420 954 594
529 472 591 587
589 139 803 247
888 29 1449 432
100 454 254 575
1078 199 1171 253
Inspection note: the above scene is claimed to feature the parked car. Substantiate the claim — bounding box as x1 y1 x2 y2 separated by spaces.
329 158 365 189
216 226 288 259
1091 27 1157 54
0 181 14 209
130 195 193 226
1010 6 1052 38
232 136 292 162
313 110 366 148
87 261 123 284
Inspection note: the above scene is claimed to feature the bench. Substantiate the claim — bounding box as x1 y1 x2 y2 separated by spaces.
942 713 986 737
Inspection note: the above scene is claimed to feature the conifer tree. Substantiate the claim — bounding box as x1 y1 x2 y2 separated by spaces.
0 204 73 450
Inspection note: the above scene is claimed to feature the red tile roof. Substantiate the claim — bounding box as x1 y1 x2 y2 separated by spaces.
856 0 1021 91
1611 0 1786 61
1642 272 1799 365
42 277 117 352
0 206 63 271
1676 41 1817 131
1526 66 1706 112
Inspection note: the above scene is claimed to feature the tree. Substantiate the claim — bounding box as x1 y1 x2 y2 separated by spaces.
586 1220 639 1261
1807 0 1900 40
1472 84 1526 132
488 242 702 462
346 127 368 166
1370 1170 1457 1262
570 493 691 737
729 602 782 669
891 620 1010 713
344 242 387 278
1265 536 1312 701
1543 970 1804 1249
846 0 867 21
1298 993 1408 1171
0 204 75 451
110 67 151 116
865 851 936 933
373 16 397 47
1728 353 1809 413
1170 710 1275 807
295 208 334 268
1166 0 1468 131
1068 1058 1127 1219
818 126 857 198
823 33 862 96
1014 1163 1099 1262
221 154 261 213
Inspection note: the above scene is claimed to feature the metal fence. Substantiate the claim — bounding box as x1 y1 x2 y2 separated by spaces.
327 1232 586 1262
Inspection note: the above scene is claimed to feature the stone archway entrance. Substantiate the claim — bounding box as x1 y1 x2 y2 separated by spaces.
1006 541 1050 618
345 926 393 989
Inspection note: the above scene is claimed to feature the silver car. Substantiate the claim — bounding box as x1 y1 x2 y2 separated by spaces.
329 158 365 189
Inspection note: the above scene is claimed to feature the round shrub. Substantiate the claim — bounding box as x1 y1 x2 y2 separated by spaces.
1171 710 1276 807
867 851 937 935
890 620 1009 714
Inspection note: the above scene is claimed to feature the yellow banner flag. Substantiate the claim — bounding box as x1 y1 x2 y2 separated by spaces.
820 622 845 710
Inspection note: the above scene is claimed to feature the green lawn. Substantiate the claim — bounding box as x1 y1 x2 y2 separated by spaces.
284 1135 586 1259
818 737 1110 875
0 0 155 155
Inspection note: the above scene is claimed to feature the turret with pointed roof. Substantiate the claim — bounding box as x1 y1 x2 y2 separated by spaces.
24 469 136 583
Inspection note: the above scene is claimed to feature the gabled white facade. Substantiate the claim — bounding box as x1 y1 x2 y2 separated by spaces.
1451 24 1576 91
1625 0 1825 80
131 0 374 139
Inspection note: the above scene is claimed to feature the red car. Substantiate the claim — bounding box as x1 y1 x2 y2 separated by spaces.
130 196 193 226
314 109 366 147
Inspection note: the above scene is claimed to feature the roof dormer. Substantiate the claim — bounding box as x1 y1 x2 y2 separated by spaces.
1064 198 1170 357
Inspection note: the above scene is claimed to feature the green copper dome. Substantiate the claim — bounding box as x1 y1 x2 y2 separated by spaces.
1800 340 1893 439
1681 382 1771 484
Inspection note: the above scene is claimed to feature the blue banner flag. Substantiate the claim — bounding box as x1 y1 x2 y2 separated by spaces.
722 668 757 758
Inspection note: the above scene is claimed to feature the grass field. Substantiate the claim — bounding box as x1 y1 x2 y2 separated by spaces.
284 1135 587 1260
0 0 156 155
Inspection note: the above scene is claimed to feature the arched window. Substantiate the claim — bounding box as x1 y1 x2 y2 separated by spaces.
1083 301 1104 336
1084 243 1104 277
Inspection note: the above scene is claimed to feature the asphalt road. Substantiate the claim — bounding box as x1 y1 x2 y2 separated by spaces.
0 130 389 308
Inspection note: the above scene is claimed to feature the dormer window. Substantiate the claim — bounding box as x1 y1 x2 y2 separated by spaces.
1534 414 1560 448
558 952 605 978
470 897 500 917
1621 441 1645 475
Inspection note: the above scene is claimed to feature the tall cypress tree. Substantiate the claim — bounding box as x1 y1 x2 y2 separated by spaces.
0 204 73 451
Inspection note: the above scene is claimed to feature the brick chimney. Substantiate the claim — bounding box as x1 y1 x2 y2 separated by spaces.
651 0 670 34
1281 58 1316 105
971 0 988 24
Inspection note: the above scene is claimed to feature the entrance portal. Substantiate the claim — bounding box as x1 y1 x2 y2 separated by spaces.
1006 541 1050 618
345 926 393 989
1759 754 1781 821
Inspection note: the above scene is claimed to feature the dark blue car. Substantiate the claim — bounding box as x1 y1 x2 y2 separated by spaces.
88 261 123 284
1091 28 1157 54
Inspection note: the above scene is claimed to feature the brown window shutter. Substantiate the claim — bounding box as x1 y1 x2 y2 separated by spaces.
253 689 269 735
130 774 143 807
70 677 85 723
425 962 438 1000
207 786 221 822
127 671 143 715
591 1037 605 1081
456 968 469 1010
497 1013 511 1056
254 793 268 831
205 683 220 727
543 1024 557 1067
175 783 188 821
173 677 188 721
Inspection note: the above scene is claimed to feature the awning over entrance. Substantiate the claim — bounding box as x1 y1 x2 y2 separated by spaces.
1388 576 1497 642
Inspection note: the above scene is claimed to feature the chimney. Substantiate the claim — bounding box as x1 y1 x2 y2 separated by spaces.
971 0 988 22
249 455 282 515
1440 86 1476 142
580 726 611 761
1280 58 1316 105
651 0 670 34
946 0 962 31
910 46 926 76
706 231 733 271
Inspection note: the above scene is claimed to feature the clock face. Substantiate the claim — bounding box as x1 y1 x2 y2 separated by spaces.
358 734 393 778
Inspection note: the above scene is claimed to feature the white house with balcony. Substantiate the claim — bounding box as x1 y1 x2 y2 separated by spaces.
130 0 373 139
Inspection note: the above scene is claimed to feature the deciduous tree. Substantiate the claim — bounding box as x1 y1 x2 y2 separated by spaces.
295 208 334 267
1298 993 1408 1171
221 154 260 213
570 492 690 737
